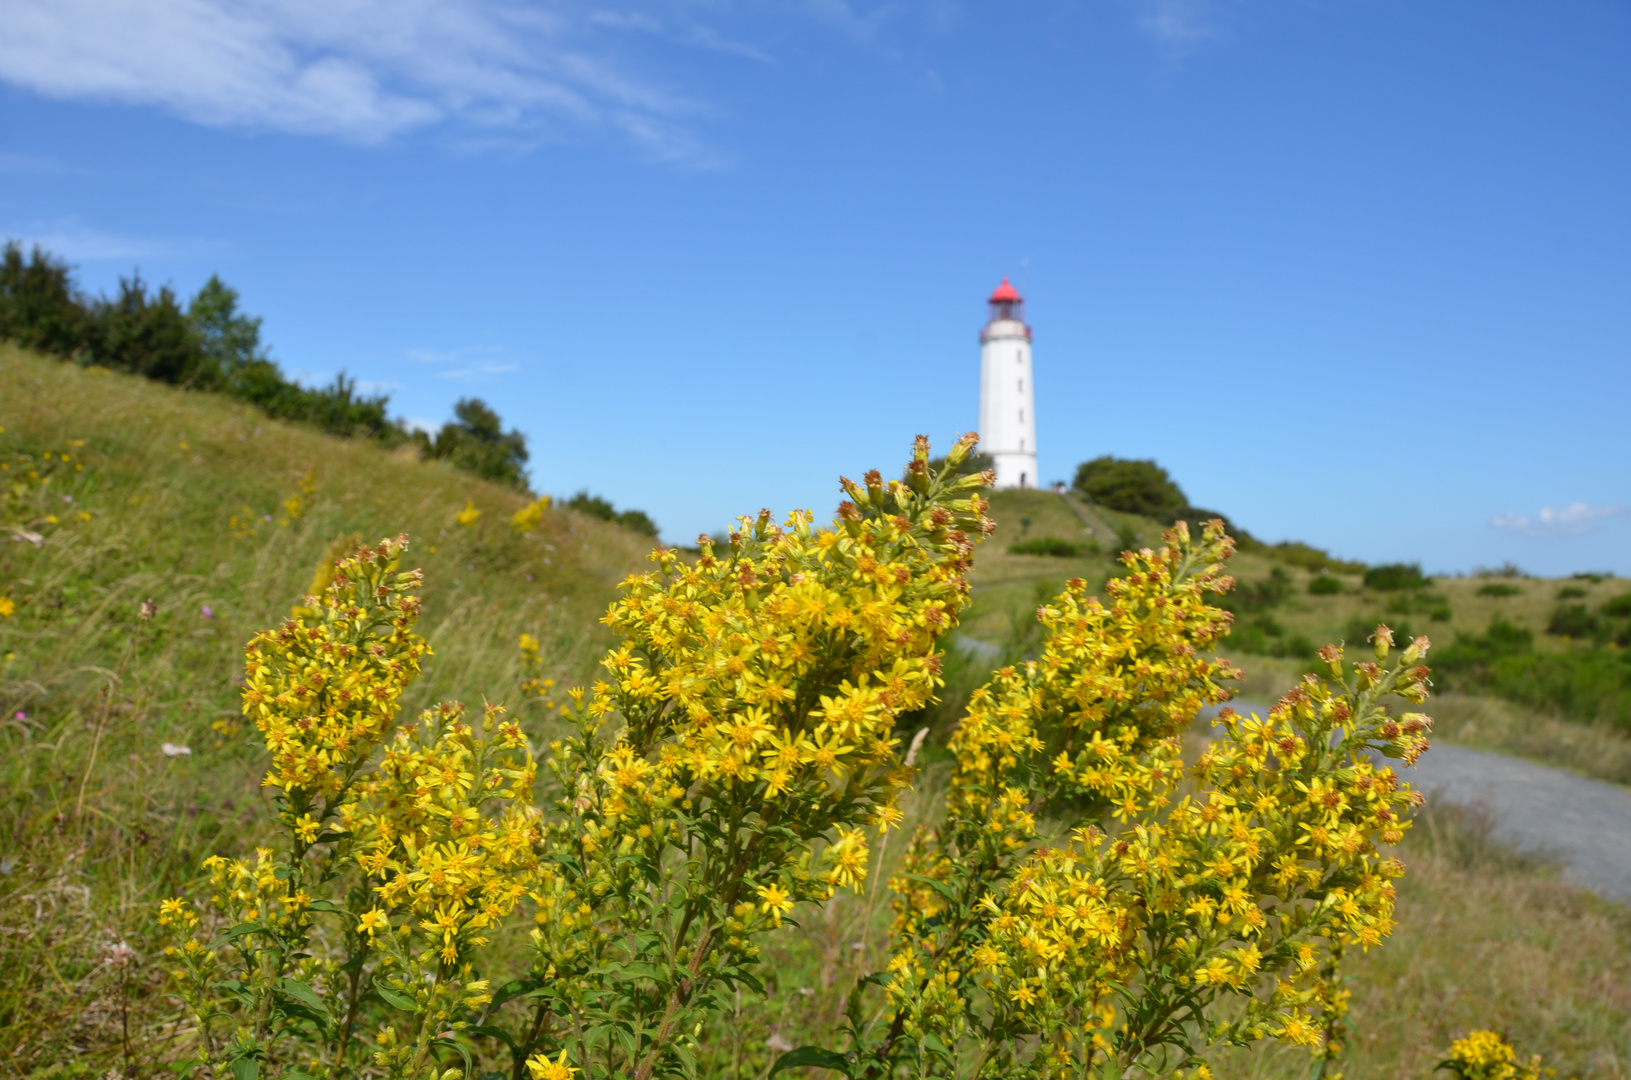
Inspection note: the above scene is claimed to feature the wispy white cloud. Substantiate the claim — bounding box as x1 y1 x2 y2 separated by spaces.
0 151 76 174
2 217 213 261
408 344 522 382
1132 0 1226 52
1490 502 1627 539
0 0 720 162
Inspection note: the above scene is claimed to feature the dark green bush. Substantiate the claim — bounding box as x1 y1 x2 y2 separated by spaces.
1071 456 1187 520
1364 562 1427 591
1308 574 1344 595
1556 586 1588 600
1433 614 1631 730
1476 582 1523 597
1008 537 1084 558
565 491 659 537
1547 604 1599 639
1602 592 1631 619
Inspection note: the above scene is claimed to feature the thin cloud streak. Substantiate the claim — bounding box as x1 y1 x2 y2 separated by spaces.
1490 503 1627 539
0 0 713 161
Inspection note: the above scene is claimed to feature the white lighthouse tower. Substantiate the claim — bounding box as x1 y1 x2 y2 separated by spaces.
978 277 1038 489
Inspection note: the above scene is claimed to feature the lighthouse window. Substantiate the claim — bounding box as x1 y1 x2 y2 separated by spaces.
1019 409 1024 422
1018 379 1023 392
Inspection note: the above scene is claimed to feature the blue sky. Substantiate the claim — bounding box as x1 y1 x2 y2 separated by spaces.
2 0 1627 575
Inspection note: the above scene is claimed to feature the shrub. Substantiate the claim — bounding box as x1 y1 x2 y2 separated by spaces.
564 490 659 537
1555 586 1587 600
1546 603 1598 639
1476 583 1522 598
1071 455 1187 520
1364 562 1427 591
157 440 1440 1079
1008 536 1082 557
1309 573 1344 595
1218 565 1292 614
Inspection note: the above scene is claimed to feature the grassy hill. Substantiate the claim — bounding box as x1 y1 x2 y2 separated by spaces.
3 343 1628 1077
0 343 655 1069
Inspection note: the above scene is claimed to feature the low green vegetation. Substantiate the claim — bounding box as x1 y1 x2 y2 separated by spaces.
1007 536 1092 557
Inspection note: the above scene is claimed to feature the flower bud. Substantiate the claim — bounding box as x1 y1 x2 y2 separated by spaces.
840 476 869 508
945 432 978 468
1401 634 1430 665
838 501 864 538
1371 624 1394 660
1317 644 1343 680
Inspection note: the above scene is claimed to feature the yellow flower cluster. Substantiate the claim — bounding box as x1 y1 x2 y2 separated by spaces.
279 464 318 526
595 433 990 812
519 632 559 710
874 523 1436 1078
354 702 543 1074
890 522 1239 970
240 534 428 803
512 494 552 533
1442 1029 1547 1080
354 702 542 964
456 499 481 528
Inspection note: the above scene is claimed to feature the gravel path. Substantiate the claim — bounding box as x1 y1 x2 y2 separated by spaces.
1408 742 1631 901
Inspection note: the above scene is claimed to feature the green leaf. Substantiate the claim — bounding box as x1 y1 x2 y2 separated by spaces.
900 873 960 905
274 979 331 1031
468 1024 519 1056
433 1037 474 1077
306 899 347 914
210 921 269 948
373 977 418 1011
769 1047 852 1077
230 1060 260 1080
489 975 543 1011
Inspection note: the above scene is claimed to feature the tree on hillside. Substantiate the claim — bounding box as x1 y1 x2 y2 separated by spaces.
88 274 210 386
0 242 91 356
418 398 530 491
1072 455 1188 520
188 275 266 375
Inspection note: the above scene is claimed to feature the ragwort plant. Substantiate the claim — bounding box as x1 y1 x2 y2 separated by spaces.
835 523 1434 1079
159 435 1441 1080
159 434 995 1078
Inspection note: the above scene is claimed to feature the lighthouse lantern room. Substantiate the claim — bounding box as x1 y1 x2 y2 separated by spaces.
977 277 1037 489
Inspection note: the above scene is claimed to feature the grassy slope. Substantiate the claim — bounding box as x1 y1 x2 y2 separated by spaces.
0 344 653 1073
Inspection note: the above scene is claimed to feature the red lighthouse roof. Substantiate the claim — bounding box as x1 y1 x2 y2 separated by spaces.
989 277 1021 303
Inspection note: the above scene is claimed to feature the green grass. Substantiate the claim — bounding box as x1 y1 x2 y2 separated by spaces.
0 344 653 1074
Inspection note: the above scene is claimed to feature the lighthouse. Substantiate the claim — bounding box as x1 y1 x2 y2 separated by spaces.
978 277 1037 489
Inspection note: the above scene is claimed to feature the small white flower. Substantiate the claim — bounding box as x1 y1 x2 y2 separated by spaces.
161 742 192 757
